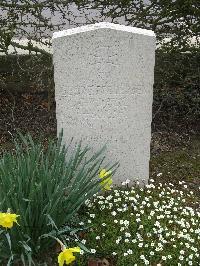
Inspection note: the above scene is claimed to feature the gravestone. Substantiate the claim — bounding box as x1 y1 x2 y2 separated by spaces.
52 22 156 184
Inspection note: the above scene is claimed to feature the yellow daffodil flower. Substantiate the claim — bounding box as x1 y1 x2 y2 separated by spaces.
58 247 81 266
99 169 112 190
0 212 20 229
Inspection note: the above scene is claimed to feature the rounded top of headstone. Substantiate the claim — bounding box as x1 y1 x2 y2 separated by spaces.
52 22 155 39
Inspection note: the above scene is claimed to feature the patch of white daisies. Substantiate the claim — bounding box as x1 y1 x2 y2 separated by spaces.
78 179 200 266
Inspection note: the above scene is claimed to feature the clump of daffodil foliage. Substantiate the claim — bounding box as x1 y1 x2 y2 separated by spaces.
0 132 117 265
77 179 200 266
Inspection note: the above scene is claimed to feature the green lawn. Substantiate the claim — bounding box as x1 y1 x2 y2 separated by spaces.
150 137 200 183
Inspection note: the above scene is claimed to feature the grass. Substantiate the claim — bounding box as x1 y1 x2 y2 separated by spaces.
150 137 200 183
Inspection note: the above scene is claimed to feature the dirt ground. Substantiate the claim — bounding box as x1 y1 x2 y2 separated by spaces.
0 90 199 149
0 90 56 149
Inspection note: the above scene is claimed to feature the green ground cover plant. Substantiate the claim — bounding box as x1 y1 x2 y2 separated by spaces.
0 132 117 265
77 180 200 266
150 142 200 182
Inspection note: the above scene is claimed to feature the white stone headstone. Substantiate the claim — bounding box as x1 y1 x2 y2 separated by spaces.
52 22 156 184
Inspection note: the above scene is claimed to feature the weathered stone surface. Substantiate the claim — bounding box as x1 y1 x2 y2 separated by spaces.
53 22 156 184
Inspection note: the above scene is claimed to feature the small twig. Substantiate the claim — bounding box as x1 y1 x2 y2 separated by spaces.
153 96 167 121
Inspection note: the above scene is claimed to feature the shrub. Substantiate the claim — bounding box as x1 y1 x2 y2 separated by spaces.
0 132 117 265
78 180 200 266
153 50 200 130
